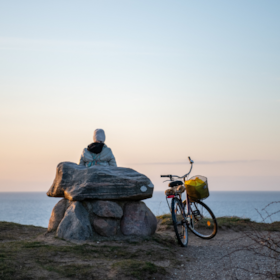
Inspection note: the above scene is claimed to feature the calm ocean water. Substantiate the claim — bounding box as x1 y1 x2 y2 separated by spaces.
0 191 279 227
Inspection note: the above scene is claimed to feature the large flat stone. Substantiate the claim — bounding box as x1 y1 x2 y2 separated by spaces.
120 201 157 236
56 201 93 241
47 162 154 201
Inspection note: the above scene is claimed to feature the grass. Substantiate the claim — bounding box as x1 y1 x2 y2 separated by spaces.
157 214 173 226
0 221 175 279
22 241 53 248
40 264 94 278
0 240 170 279
151 233 176 246
0 240 114 279
0 263 16 280
0 251 17 280
0 221 45 242
216 216 280 231
156 214 280 231
113 260 166 280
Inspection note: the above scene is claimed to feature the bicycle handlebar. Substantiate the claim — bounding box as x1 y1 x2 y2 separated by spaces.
160 156 194 179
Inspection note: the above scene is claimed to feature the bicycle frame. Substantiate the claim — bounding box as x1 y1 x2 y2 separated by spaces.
166 192 192 221
163 157 194 220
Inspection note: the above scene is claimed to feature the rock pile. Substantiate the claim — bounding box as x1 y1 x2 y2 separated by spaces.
47 162 157 241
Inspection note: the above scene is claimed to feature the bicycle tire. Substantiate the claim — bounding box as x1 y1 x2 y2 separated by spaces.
171 197 188 247
188 200 217 239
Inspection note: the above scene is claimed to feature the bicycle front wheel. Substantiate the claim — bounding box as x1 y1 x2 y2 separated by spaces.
188 200 217 239
171 197 188 247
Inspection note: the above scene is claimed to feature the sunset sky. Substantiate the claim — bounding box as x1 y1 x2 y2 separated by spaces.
0 0 279 192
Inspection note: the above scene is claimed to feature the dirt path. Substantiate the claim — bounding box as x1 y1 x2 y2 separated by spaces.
171 230 274 280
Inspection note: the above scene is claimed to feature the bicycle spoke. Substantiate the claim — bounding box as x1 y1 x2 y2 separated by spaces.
188 200 217 239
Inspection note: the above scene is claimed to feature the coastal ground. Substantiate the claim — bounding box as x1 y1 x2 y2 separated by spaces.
0 217 279 280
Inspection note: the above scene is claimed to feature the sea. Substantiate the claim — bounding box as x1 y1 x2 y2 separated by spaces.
0 191 279 228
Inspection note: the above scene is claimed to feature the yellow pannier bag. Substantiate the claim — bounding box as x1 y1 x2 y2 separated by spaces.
185 175 209 201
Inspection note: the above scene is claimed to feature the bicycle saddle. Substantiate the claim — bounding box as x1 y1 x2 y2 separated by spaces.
168 181 184 188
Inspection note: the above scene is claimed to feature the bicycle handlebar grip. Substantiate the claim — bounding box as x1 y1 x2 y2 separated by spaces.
188 156 194 164
161 175 170 177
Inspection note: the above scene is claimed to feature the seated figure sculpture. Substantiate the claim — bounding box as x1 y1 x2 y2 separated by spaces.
79 129 117 167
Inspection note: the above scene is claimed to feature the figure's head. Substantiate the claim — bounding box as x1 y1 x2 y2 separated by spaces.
93 129 105 143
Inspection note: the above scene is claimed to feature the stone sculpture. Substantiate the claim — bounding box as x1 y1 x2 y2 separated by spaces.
47 162 157 241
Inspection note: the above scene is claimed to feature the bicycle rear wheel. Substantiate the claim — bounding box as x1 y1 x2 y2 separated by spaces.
171 197 188 247
188 200 217 239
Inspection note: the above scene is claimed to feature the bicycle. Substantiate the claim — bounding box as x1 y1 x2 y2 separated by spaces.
161 157 218 247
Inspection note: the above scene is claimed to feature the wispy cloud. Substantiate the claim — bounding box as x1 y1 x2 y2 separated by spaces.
132 160 272 165
0 37 121 51
0 37 181 56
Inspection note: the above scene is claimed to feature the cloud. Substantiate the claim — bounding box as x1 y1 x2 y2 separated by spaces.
0 37 180 56
0 37 120 51
132 160 272 165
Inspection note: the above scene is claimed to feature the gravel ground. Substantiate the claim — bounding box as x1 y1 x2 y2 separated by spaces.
169 230 277 280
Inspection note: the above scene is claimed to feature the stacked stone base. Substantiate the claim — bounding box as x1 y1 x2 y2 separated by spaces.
48 199 157 241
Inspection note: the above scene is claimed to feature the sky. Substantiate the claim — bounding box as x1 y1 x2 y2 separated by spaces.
0 0 279 192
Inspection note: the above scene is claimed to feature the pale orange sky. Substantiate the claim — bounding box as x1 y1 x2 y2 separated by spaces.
0 124 279 191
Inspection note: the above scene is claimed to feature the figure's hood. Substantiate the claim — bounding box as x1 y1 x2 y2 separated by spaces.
87 142 104 154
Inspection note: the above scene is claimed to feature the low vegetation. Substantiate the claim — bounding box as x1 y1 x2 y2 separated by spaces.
0 221 177 280
1 215 279 280
217 216 280 231
157 213 280 231
112 260 166 280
